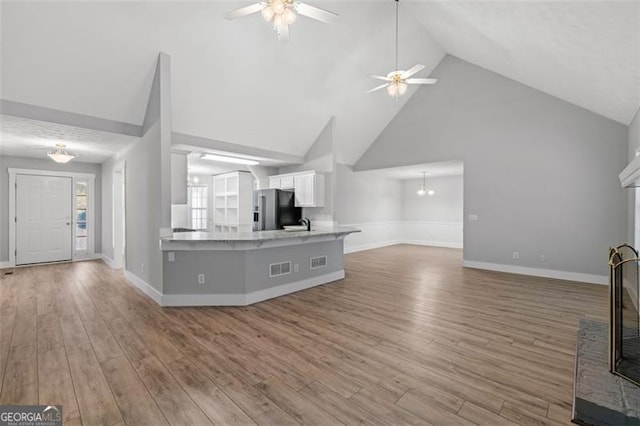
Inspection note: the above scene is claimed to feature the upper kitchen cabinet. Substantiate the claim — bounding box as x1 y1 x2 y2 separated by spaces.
171 153 188 204
268 175 294 190
269 171 325 207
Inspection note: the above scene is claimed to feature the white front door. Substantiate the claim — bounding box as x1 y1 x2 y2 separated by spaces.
16 174 73 265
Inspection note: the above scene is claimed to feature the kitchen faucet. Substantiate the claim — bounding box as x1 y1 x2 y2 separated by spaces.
300 217 311 231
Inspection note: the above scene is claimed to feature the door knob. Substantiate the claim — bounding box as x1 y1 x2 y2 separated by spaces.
66 222 71 225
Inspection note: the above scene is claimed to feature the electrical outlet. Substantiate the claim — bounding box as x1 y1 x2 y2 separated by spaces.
197 274 205 285
294 264 299 273
539 254 546 262
512 251 519 260
168 252 175 262
468 214 479 222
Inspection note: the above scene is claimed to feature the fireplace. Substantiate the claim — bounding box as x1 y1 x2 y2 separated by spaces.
609 244 640 386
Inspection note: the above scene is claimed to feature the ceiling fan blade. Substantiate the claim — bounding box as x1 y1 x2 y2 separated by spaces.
401 64 426 79
294 2 339 24
370 74 392 82
367 83 389 93
225 3 265 20
406 78 438 85
277 24 290 43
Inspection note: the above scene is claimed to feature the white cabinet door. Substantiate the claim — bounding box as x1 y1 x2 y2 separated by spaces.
16 175 73 265
268 177 280 189
280 176 294 189
294 174 315 207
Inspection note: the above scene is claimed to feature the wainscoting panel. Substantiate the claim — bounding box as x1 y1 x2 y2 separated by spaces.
343 221 463 253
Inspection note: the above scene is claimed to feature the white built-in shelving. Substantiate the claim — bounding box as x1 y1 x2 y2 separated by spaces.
213 171 253 232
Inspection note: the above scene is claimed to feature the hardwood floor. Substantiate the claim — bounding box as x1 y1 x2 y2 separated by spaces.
0 245 607 425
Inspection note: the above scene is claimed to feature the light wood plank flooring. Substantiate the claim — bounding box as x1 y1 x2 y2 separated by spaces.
0 245 607 425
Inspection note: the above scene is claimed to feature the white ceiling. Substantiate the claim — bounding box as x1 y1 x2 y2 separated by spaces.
1 1 638 167
0 115 140 163
178 146 288 173
407 0 640 125
357 160 464 180
0 1 443 165
186 152 251 176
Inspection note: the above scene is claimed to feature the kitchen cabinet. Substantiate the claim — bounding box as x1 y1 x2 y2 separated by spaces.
268 175 294 189
294 173 324 207
268 171 324 207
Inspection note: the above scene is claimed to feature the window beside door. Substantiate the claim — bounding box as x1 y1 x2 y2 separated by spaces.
190 185 208 230
76 182 88 252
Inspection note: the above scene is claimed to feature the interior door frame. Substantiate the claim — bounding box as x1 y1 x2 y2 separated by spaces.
9 168 96 267
112 161 126 269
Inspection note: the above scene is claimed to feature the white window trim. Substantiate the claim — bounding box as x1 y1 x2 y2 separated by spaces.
8 168 96 267
189 184 208 231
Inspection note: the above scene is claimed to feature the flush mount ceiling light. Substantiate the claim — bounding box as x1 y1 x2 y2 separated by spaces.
368 0 437 99
47 143 77 163
417 172 435 197
225 0 338 43
201 153 260 166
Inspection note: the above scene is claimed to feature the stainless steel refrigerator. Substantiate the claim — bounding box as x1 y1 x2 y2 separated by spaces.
253 189 302 231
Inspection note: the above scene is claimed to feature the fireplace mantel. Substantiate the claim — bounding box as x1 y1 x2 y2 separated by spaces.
619 155 640 188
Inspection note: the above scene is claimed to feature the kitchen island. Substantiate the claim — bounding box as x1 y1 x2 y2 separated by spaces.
159 227 359 306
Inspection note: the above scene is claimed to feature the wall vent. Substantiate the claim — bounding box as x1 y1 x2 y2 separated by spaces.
310 256 328 270
269 261 292 278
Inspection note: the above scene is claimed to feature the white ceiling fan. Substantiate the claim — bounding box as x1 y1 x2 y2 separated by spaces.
225 0 339 43
368 0 437 99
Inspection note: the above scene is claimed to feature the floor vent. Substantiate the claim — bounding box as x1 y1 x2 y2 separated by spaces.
270 261 292 278
310 256 327 270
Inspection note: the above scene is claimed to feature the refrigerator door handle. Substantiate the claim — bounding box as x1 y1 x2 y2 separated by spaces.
259 195 267 231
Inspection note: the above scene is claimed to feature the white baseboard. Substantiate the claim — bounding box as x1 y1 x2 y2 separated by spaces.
0 254 102 269
73 253 102 262
344 240 404 254
345 239 462 254
161 270 345 307
403 240 463 249
246 270 345 305
124 270 163 304
462 260 608 285
100 254 117 269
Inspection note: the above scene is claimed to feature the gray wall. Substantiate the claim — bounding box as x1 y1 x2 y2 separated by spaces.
356 55 628 276
334 163 403 224
280 118 336 223
628 109 640 244
162 240 343 295
0 155 102 262
102 122 163 291
101 53 170 292
627 108 640 159
402 175 463 223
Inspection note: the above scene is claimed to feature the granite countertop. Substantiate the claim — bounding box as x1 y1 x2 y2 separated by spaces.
162 226 360 242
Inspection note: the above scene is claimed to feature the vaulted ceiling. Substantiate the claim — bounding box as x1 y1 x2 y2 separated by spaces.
1 1 638 166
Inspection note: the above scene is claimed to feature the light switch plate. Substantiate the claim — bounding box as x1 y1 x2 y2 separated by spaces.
168 252 175 262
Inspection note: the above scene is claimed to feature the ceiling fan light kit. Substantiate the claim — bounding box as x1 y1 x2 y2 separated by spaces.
368 0 437 99
225 0 338 42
